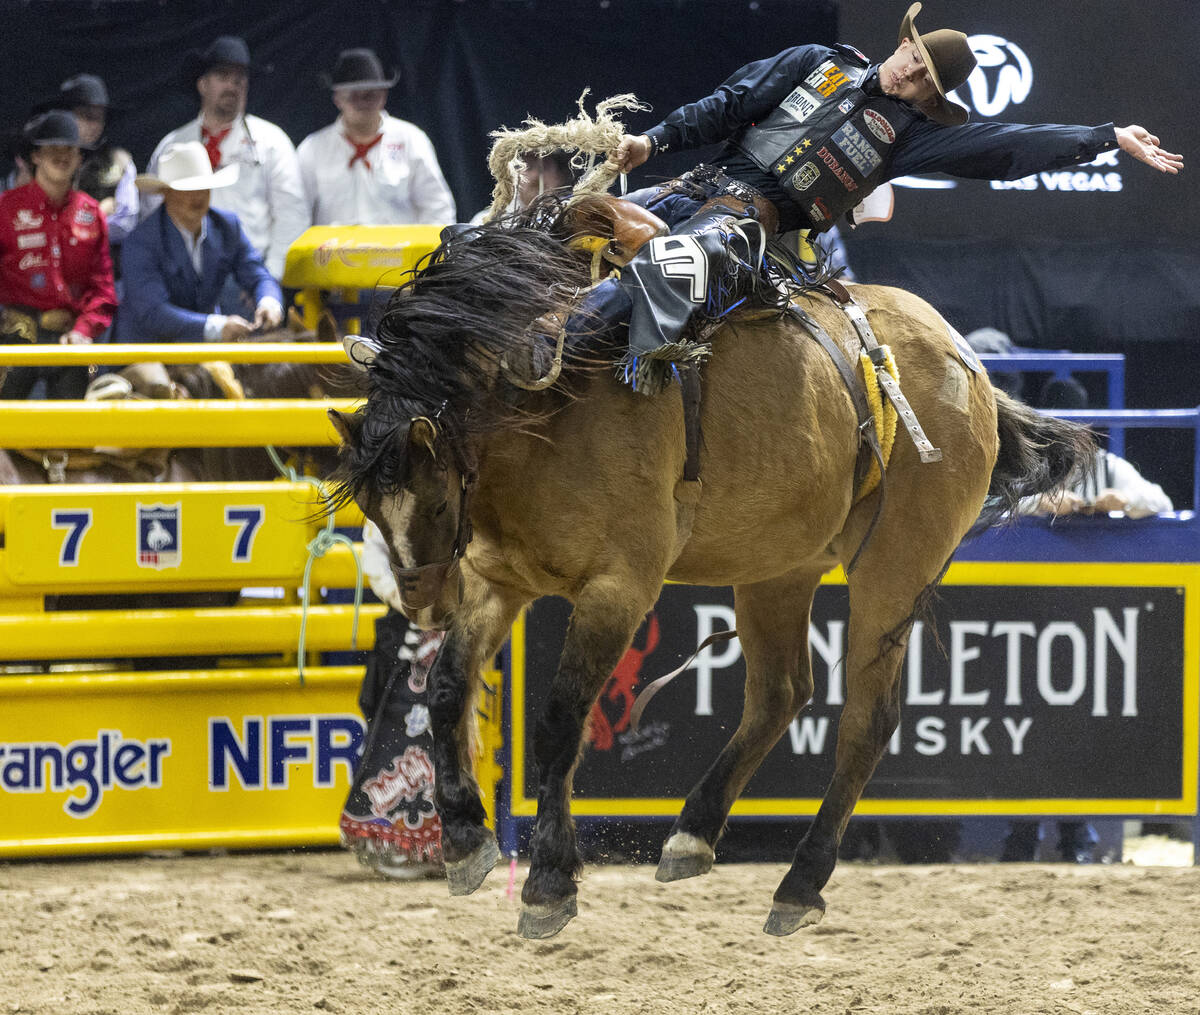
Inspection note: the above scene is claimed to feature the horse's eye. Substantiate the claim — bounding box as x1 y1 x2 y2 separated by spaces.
435 501 448 517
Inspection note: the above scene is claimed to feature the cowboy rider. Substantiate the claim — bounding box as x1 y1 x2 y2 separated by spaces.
588 2 1181 394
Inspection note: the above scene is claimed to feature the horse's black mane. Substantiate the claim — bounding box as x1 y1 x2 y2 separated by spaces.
328 191 839 510
329 196 601 509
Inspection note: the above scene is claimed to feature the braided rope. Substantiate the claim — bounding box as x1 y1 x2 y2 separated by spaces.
482 90 649 222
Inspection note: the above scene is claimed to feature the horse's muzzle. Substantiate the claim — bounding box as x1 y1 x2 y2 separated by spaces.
396 556 463 616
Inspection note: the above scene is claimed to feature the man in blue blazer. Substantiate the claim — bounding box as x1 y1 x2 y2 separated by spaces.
118 141 282 342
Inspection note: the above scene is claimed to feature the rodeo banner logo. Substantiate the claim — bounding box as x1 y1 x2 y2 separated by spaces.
136 502 181 570
521 579 1191 808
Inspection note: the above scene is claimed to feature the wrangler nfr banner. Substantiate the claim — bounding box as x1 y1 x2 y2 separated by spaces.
0 669 364 857
512 563 1200 817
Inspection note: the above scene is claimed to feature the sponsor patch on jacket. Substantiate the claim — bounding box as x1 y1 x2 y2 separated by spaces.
17 231 46 250
863 109 896 144
18 252 47 271
832 122 881 177
838 97 856 114
804 61 849 98
13 209 43 230
816 146 858 192
808 198 831 224
30 272 47 290
74 207 96 226
778 86 820 123
790 162 820 192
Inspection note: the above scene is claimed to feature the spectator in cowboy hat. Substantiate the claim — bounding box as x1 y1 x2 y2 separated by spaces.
37 73 138 262
0 111 116 399
144 35 308 285
297 47 455 226
117 140 282 343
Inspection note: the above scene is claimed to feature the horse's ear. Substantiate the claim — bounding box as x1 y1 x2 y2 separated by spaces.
317 310 340 345
328 408 360 447
409 416 438 457
343 334 382 372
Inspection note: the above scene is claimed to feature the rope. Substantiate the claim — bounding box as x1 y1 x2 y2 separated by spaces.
483 90 649 222
266 445 365 685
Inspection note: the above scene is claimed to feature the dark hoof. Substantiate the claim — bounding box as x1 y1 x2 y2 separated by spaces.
517 897 578 939
444 837 500 896
655 833 715 883
655 850 714 883
763 901 824 937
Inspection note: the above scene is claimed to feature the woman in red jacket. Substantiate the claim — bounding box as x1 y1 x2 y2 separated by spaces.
0 110 116 399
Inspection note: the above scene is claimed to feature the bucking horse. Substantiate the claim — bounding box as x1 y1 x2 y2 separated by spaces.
326 171 1093 939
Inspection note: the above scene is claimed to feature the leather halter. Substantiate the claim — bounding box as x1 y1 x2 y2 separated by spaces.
391 412 477 613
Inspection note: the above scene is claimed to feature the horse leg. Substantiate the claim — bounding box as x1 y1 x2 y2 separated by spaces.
658 568 824 882
763 567 929 935
765 494 979 935
428 584 525 896
519 576 661 939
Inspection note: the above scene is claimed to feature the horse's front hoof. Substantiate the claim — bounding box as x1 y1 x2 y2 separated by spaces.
655 832 715 883
517 897 578 939
444 837 500 896
762 900 825 937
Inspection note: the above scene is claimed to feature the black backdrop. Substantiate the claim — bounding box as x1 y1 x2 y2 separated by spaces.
3 0 1196 502
838 0 1200 506
0 0 838 218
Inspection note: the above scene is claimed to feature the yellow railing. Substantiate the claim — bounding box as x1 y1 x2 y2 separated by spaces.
0 398 357 447
0 342 352 366
0 335 505 855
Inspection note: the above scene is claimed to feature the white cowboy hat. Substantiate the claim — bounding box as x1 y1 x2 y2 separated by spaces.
134 141 239 193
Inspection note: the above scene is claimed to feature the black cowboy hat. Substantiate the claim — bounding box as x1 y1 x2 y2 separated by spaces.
897 2 977 126
23 110 82 148
32 73 118 114
320 48 399 90
184 35 257 84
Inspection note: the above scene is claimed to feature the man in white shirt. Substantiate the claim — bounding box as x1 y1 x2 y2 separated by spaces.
145 36 309 281
297 48 455 226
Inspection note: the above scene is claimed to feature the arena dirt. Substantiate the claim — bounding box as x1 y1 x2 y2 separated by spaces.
2 849 1197 1014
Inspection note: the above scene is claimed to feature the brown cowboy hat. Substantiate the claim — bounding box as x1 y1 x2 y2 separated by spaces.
897 2 977 126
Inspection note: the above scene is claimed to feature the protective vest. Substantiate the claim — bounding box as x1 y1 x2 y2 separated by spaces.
731 47 919 231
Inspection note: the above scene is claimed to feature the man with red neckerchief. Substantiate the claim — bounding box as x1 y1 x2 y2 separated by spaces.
0 111 115 399
145 36 308 284
297 48 455 227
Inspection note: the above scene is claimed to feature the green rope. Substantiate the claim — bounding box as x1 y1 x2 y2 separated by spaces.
266 445 365 686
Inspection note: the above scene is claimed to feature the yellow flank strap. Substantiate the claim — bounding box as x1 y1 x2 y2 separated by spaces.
856 345 899 500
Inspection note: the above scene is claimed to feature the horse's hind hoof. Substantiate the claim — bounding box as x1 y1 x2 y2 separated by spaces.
763 901 824 937
655 833 715 882
517 897 578 939
444 837 500 896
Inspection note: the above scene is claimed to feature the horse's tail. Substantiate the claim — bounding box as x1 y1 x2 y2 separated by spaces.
977 386 1097 529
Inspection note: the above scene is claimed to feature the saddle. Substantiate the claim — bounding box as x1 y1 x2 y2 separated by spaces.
560 193 669 273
